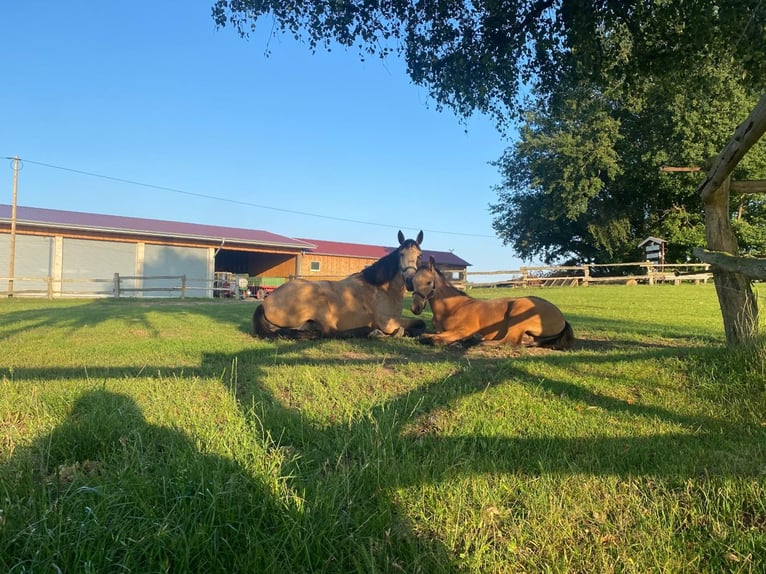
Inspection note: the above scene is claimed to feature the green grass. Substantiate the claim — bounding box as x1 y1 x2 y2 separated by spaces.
1 285 765 573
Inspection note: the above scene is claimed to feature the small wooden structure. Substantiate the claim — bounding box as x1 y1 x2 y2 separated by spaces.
638 237 666 270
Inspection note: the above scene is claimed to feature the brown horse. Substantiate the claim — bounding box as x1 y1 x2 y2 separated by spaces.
410 257 574 348
253 230 426 339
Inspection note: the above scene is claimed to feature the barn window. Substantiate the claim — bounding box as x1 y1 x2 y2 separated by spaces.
309 261 321 272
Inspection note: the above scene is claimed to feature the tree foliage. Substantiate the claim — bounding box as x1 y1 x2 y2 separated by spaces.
212 0 766 263
213 1 765 126
491 67 766 264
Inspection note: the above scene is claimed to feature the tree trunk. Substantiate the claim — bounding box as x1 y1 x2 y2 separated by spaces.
702 176 758 345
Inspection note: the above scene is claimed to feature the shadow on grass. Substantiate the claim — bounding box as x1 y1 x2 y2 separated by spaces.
0 296 724 346
1 390 297 572
2 300 764 571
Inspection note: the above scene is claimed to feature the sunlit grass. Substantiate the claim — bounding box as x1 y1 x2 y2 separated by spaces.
1 286 765 572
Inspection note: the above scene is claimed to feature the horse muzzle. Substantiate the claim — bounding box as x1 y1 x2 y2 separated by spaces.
410 292 427 315
402 266 418 291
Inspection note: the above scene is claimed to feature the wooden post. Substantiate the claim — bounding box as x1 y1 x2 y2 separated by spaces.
521 267 528 288
582 265 590 286
646 263 654 286
703 176 758 345
181 274 187 299
114 273 121 298
7 156 19 297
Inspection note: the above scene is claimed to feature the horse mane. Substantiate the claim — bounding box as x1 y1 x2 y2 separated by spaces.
433 264 468 296
361 245 406 285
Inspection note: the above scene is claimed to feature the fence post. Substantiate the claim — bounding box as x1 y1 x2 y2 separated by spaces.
114 273 120 298
521 267 528 288
181 275 186 299
582 265 590 287
646 263 655 286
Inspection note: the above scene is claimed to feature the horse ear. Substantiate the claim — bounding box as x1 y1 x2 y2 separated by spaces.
398 230 405 245
416 230 424 245
429 255 436 268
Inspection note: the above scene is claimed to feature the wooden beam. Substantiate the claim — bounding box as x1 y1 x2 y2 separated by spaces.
698 93 766 202
659 166 702 172
730 179 766 194
693 247 766 281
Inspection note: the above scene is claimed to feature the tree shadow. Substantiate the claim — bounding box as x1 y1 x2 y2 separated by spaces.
3 389 390 572
2 301 763 571
185 340 765 567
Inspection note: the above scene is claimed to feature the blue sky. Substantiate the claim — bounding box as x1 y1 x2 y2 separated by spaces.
2 1 531 273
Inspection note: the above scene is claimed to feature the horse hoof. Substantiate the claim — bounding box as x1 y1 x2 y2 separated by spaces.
368 329 385 339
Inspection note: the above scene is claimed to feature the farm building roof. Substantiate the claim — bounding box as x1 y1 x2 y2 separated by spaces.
0 204 471 265
298 237 471 267
0 204 316 250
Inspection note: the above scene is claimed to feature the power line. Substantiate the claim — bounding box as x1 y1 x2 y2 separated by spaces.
4 157 497 239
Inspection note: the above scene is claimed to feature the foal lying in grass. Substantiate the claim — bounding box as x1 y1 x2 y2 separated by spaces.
410 257 574 349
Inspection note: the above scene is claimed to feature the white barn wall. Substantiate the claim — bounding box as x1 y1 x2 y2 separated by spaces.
143 244 210 298
0 234 54 296
1 232 216 298
62 238 136 297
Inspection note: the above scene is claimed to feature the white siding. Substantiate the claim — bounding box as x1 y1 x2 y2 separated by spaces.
0 235 54 296
143 244 209 298
62 238 136 296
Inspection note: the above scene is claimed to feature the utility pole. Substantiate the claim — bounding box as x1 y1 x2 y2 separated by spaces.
8 156 19 297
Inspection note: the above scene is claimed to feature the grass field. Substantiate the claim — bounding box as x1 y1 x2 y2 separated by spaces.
1 284 765 573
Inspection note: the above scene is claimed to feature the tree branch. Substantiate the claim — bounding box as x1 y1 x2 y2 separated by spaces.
693 247 766 280
697 93 766 202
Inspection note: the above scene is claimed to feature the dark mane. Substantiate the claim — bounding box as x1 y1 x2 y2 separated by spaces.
362 247 402 286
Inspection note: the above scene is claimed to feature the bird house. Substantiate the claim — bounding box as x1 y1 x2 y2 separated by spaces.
638 236 666 270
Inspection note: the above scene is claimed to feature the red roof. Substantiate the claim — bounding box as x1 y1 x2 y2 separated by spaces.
297 238 391 259
0 204 315 250
298 237 471 267
0 204 470 265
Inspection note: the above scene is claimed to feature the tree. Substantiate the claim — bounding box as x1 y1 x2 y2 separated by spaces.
213 1 766 345
213 0 766 261
490 67 766 264
212 1 766 129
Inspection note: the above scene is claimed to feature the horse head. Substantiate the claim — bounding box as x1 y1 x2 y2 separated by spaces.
410 256 437 315
362 230 423 288
397 229 424 290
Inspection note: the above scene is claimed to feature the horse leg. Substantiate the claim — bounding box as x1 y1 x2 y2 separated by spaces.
419 327 478 346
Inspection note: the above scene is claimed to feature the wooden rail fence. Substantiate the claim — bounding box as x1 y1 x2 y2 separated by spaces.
466 262 712 288
1 262 714 299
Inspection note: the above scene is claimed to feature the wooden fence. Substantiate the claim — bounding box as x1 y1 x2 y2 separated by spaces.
0 274 235 299
0 262 714 299
466 262 712 288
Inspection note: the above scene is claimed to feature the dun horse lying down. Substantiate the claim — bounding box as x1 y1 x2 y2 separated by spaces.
410 257 574 349
253 231 426 339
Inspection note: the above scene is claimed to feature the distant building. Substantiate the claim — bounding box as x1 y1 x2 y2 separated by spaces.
0 204 469 298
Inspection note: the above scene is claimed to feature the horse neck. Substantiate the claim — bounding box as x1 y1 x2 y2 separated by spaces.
429 271 467 315
362 249 399 285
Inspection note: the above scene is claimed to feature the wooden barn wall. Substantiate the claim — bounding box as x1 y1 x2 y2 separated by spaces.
299 254 377 279
244 253 296 278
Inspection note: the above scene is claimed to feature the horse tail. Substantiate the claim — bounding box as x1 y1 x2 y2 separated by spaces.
530 321 574 350
252 304 275 337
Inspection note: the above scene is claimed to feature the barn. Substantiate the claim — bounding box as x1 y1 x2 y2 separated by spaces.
0 204 470 298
